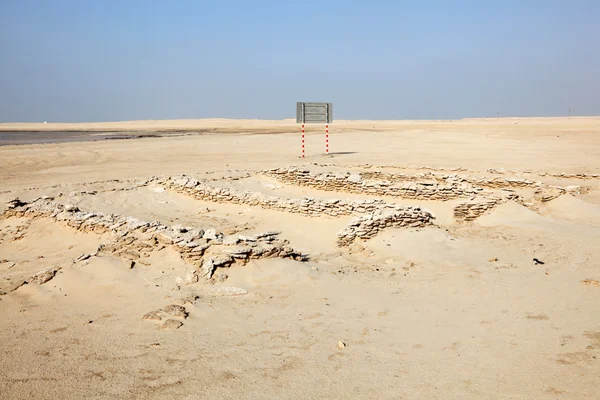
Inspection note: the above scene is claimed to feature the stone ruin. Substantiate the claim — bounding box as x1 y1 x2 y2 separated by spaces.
1 198 308 283
261 167 489 200
336 207 435 246
156 175 436 246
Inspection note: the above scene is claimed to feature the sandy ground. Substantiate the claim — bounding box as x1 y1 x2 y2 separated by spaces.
1 118 599 399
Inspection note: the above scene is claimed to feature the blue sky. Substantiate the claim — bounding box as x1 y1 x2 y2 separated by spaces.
1 0 599 122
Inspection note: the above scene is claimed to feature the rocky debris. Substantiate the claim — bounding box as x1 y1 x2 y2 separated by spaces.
263 183 282 190
336 207 434 247
176 294 200 305
453 197 503 222
161 319 183 330
142 310 164 321
162 304 188 319
2 198 308 282
143 304 188 323
75 253 94 262
545 172 600 179
582 279 600 287
68 191 97 197
202 228 222 241
157 175 440 246
262 167 492 201
29 267 60 285
5 198 27 209
157 175 396 218
359 170 540 190
207 286 248 296
0 260 16 269
534 186 566 202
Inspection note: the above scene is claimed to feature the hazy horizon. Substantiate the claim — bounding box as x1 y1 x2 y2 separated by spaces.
1 0 599 122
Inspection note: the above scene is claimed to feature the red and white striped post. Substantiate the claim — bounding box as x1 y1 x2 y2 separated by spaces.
301 124 305 158
325 124 329 155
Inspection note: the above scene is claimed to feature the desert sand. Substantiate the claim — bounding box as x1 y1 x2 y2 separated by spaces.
1 117 599 399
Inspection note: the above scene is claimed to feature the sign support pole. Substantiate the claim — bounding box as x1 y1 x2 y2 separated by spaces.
301 124 305 158
325 124 329 155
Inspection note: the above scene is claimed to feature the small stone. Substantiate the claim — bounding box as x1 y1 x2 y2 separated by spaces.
162 304 188 319
29 268 59 285
185 272 199 284
582 279 599 287
177 295 200 305
338 341 346 349
161 319 183 330
76 253 91 262
142 310 163 321
129 260 136 269
203 228 220 241
208 286 248 296
65 204 79 212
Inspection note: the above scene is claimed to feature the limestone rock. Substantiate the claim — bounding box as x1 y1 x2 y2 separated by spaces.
161 319 183 330
162 304 188 319
203 228 221 241
142 310 163 321
29 268 59 285
207 286 248 296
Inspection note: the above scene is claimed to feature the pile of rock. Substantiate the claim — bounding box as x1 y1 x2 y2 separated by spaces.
453 197 504 222
360 170 540 189
157 175 393 217
336 206 435 247
2 198 307 281
262 167 487 200
542 172 600 179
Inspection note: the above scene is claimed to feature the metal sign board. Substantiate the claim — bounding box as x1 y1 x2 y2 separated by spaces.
296 102 333 124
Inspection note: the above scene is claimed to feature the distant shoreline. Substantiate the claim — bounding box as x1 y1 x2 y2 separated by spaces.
0 131 195 146
1 116 598 134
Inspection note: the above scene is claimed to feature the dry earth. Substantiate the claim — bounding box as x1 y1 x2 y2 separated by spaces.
1 118 599 399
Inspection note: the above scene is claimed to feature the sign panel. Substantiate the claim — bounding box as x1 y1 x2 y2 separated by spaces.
296 102 333 124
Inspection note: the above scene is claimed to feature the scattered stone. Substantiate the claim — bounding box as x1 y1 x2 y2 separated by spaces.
75 253 92 262
162 304 188 319
201 259 216 280
177 294 200 305
142 310 163 321
65 204 79 212
185 271 199 284
533 258 545 265
203 228 221 241
29 268 59 285
582 279 599 287
207 286 248 296
488 258 498 262
161 319 183 330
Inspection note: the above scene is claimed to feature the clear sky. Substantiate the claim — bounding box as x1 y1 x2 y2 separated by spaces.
1 0 599 122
